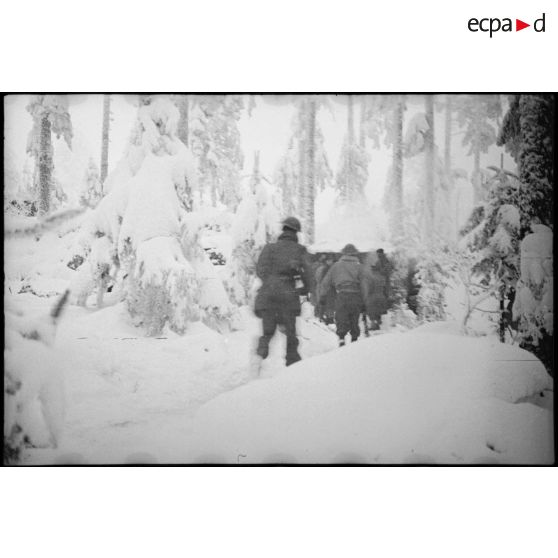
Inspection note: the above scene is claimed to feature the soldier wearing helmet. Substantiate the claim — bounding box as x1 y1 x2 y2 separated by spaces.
319 243 368 346
254 217 311 367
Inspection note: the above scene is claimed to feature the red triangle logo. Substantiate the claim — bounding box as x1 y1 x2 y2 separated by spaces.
516 19 530 31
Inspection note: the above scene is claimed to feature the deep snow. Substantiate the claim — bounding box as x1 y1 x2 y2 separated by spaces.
6 291 553 465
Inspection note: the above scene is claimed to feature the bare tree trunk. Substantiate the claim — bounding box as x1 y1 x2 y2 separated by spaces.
389 96 405 241
38 114 52 215
251 151 260 194
298 100 307 228
472 147 481 205
393 97 404 212
100 94 111 186
471 101 483 205
176 95 189 147
444 95 452 178
424 95 435 243
346 95 354 200
306 97 316 244
359 96 367 148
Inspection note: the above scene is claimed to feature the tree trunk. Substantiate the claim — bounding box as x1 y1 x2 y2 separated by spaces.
251 151 260 194
424 95 435 243
298 100 307 224
472 146 481 205
306 97 317 244
38 114 52 215
392 97 404 214
359 96 367 148
176 95 189 147
346 95 354 200
444 95 452 178
100 94 111 186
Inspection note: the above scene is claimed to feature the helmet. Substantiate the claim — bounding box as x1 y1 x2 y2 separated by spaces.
282 216 301 232
341 243 359 256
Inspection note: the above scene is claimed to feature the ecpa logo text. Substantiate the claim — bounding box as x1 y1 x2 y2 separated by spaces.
468 13 546 37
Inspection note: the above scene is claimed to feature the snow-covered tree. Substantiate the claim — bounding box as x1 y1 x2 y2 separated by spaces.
80 157 103 208
455 94 502 204
335 95 370 204
173 94 190 147
73 96 233 335
26 95 73 215
3 149 30 215
100 94 111 185
190 95 244 210
299 96 333 243
415 247 452 322
227 151 283 306
498 94 554 233
272 96 331 244
274 138 299 217
512 225 553 371
387 96 406 236
497 94 554 370
457 166 521 334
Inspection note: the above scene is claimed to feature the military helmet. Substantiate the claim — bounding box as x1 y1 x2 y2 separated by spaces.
282 216 301 232
341 243 359 256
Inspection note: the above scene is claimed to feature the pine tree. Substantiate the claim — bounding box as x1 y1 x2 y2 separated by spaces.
498 94 554 232
424 95 435 243
273 96 331 243
458 166 521 334
455 94 502 205
26 95 73 216
228 151 283 305
173 94 190 147
370 95 406 241
443 95 453 178
497 94 554 370
274 138 299 217
73 97 230 335
190 95 244 210
335 95 370 204
100 94 111 186
80 157 103 208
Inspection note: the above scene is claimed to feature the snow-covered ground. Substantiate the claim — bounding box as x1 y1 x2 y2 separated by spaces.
3 195 554 465
5 286 553 465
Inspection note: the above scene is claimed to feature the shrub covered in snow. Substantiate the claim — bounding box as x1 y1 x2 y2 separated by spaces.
80 158 103 208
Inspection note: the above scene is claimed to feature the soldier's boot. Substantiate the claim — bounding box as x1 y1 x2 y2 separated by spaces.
285 335 301 367
256 336 271 359
286 353 301 367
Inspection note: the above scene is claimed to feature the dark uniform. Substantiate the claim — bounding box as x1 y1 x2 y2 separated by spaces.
376 248 393 300
319 244 367 345
315 257 336 324
364 267 389 330
254 219 311 366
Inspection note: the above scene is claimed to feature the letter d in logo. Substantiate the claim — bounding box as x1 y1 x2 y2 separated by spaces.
534 13 546 32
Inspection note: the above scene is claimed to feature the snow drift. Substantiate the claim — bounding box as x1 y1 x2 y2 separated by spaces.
188 322 553 464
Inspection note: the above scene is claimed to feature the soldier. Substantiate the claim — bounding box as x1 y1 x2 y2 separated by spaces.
363 251 389 331
319 244 368 346
315 254 336 324
254 217 311 366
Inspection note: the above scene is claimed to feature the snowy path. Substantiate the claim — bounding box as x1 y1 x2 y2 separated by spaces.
18 296 338 464
10 293 553 465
